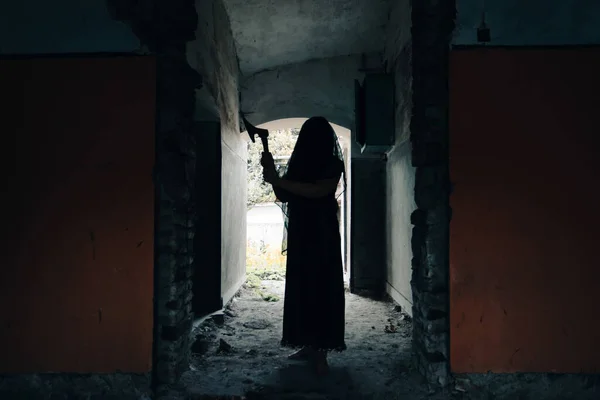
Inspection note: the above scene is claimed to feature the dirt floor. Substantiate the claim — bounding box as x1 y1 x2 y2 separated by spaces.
1 280 597 399
172 280 461 400
160 278 600 400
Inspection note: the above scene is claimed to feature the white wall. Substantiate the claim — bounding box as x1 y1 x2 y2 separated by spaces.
189 0 247 308
384 0 415 315
385 141 415 314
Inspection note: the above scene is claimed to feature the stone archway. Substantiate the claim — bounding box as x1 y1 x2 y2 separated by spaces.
250 117 353 279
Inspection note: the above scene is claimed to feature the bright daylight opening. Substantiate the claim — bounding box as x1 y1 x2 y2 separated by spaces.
185 118 415 398
245 118 352 297
182 118 422 399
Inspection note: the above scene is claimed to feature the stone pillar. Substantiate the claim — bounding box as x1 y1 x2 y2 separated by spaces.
107 0 203 391
410 0 456 388
153 55 200 388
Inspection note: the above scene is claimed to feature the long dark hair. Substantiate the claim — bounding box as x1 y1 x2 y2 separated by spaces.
284 116 338 182
277 117 346 254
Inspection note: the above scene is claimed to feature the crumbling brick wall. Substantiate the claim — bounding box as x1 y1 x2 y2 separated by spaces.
107 0 203 392
410 0 456 387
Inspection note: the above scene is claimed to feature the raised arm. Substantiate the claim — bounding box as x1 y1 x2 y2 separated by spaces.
260 152 292 202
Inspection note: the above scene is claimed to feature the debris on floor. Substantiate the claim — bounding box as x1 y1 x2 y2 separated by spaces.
177 280 462 400
166 280 600 400
242 318 271 330
217 339 233 354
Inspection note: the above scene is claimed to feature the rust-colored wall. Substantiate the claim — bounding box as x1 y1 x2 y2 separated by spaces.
449 48 600 373
0 56 155 373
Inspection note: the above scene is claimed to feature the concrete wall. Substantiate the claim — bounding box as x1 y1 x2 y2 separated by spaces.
0 56 155 373
385 141 415 313
193 122 223 315
449 47 600 373
454 0 600 45
383 0 415 314
350 159 387 293
450 0 600 375
190 0 246 308
220 133 248 305
223 0 391 76
241 53 381 130
0 0 139 54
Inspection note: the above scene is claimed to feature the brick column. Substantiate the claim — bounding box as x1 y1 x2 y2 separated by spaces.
107 0 203 392
410 0 456 387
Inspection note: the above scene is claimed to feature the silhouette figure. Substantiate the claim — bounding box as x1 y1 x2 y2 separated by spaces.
261 116 347 375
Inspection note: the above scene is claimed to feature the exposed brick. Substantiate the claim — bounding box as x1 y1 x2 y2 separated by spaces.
411 225 427 257
174 262 194 282
412 141 447 167
410 209 428 226
130 1 200 390
414 166 448 210
161 317 193 342
410 0 455 388
418 316 449 334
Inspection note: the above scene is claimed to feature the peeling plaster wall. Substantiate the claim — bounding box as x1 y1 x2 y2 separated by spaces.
0 3 152 396
383 0 415 315
0 0 139 54
189 0 246 308
449 47 600 373
240 54 379 131
223 0 391 76
0 56 155 374
454 0 600 45
449 0 600 376
2 0 204 390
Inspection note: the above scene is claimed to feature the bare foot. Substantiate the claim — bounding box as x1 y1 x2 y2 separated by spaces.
287 347 314 360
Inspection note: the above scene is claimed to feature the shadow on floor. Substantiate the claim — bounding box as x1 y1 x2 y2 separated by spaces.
255 363 356 397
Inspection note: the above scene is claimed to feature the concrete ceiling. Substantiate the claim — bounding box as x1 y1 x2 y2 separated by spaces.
223 0 391 76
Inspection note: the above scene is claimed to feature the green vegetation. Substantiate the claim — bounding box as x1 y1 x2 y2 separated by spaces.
245 241 286 302
246 127 298 301
247 128 299 209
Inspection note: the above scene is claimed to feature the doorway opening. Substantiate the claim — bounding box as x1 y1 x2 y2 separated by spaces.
178 118 437 399
245 118 352 293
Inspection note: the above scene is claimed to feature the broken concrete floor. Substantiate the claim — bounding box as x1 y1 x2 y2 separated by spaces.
160 280 600 400
174 280 457 400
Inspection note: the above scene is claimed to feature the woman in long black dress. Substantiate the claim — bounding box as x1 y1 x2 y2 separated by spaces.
261 116 346 375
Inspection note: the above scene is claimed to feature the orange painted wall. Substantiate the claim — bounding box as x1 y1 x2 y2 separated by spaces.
0 56 155 373
449 48 600 373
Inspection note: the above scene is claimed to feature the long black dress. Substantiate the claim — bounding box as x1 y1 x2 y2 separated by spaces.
275 158 346 352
